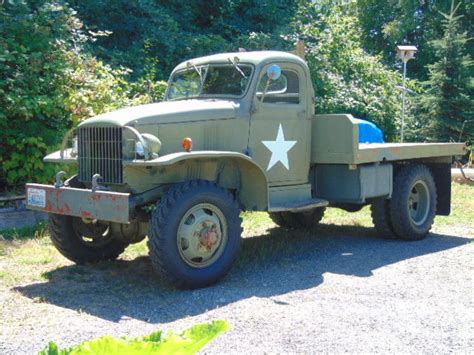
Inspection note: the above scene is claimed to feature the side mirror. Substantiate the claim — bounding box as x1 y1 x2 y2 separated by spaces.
266 64 281 81
256 64 282 110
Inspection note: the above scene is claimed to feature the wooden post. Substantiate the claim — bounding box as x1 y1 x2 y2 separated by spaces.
295 40 305 59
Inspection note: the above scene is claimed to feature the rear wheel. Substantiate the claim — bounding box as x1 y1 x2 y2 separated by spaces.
389 165 437 240
49 214 128 263
269 208 325 229
371 198 397 239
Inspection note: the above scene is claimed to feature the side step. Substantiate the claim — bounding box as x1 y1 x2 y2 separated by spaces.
268 183 328 213
268 198 328 213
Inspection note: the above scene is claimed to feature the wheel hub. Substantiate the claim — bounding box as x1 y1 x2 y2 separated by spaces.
408 180 430 226
72 218 112 247
177 203 228 268
197 222 221 252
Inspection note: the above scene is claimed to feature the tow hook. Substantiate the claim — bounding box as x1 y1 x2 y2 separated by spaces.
55 171 66 188
91 174 103 192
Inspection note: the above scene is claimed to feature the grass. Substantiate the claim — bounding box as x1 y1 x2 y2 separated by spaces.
0 183 472 288
0 221 49 241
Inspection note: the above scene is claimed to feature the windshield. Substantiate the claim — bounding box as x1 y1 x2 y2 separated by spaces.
166 64 253 101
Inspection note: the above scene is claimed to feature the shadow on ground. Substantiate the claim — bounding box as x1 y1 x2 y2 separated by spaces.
15 224 471 324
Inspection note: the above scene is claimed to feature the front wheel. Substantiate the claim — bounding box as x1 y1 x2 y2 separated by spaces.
49 214 128 263
148 180 242 289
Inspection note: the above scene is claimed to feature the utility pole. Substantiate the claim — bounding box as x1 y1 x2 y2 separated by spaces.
396 45 417 142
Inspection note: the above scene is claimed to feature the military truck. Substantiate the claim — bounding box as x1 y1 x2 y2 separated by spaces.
26 51 466 289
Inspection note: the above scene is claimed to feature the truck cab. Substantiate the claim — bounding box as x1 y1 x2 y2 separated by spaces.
26 50 466 289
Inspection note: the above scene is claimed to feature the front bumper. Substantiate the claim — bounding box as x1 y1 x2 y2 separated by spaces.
25 183 131 224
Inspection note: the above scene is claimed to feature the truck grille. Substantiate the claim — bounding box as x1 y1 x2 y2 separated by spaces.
77 126 123 184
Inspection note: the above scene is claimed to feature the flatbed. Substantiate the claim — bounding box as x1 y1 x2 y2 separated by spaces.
312 114 466 164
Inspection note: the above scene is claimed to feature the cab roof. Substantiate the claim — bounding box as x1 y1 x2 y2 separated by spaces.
172 50 307 72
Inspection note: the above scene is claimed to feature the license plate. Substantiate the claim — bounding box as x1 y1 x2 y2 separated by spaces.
27 188 46 208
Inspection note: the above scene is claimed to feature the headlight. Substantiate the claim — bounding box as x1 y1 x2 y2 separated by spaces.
141 134 162 157
135 141 145 158
71 137 78 157
134 134 161 159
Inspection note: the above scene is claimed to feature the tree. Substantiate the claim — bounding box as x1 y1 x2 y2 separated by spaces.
415 1 473 142
293 1 402 140
67 0 298 80
356 0 473 80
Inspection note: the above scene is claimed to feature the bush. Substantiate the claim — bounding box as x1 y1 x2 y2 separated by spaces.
0 1 166 190
0 1 73 190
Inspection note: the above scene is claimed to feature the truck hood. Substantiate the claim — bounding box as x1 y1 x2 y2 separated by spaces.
79 99 239 127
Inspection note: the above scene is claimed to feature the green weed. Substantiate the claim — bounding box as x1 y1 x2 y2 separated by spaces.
0 221 49 241
39 320 230 355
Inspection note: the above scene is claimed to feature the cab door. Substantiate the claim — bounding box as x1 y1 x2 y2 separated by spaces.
247 62 311 186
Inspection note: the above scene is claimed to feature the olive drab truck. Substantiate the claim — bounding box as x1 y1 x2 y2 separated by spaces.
26 50 466 289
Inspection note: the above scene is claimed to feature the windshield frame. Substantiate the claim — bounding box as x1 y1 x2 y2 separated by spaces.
165 62 255 101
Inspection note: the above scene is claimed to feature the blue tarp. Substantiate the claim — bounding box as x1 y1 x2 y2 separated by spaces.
353 118 385 143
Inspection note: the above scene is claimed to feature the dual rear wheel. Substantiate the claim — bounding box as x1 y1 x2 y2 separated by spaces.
268 164 438 241
269 208 325 229
371 165 437 240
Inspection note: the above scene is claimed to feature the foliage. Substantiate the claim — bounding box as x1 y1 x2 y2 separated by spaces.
69 0 407 141
0 1 166 190
0 1 72 189
1 0 471 192
62 51 166 126
413 1 473 142
293 1 402 140
356 0 473 80
67 0 298 79
39 320 230 355
356 0 473 142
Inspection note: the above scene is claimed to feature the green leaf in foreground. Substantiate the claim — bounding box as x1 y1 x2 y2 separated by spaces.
39 320 230 355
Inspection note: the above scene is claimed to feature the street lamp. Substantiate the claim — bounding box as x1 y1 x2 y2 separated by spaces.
396 45 417 142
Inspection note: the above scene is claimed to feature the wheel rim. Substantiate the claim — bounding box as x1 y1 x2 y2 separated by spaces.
72 218 113 248
408 180 431 226
177 203 228 268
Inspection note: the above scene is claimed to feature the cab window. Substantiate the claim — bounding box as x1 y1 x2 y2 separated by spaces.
257 70 300 104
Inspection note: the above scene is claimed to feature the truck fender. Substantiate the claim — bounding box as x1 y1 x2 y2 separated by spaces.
125 151 268 211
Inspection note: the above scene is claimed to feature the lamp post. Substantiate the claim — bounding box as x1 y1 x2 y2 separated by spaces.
396 45 417 142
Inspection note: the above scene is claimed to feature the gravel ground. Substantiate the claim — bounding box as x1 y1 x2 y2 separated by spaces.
1 223 473 354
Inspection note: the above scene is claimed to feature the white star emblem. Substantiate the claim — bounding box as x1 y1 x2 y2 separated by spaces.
262 124 297 171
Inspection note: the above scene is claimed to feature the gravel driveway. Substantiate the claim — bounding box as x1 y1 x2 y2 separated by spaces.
1 222 472 354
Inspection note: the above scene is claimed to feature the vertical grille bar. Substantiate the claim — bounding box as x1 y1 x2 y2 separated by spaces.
78 126 123 184
120 129 123 180
113 128 117 182
106 127 110 183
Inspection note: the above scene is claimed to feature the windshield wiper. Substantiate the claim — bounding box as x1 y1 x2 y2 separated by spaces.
228 57 247 79
186 61 204 83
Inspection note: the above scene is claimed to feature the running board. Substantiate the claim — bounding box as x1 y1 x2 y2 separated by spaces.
268 184 328 213
268 198 328 213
